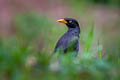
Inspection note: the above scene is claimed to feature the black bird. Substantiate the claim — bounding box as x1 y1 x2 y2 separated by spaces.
54 18 80 56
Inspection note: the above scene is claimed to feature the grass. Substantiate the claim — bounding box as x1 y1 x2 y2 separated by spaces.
0 13 120 80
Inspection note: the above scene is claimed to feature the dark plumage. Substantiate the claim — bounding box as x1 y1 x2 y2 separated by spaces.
54 18 80 56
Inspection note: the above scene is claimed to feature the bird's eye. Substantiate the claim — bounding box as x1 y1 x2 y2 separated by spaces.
69 21 72 23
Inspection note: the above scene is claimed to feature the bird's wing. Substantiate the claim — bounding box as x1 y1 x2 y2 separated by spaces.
54 34 79 53
64 35 79 53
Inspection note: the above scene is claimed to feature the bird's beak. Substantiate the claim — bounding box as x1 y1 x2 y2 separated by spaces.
57 19 67 24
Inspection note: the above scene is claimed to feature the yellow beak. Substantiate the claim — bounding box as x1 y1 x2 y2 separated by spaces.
57 19 67 24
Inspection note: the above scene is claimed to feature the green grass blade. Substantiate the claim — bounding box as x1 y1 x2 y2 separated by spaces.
84 23 94 53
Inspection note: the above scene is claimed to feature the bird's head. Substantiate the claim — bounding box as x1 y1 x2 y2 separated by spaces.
57 18 79 28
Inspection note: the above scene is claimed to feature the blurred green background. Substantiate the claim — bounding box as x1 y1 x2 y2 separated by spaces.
0 0 120 80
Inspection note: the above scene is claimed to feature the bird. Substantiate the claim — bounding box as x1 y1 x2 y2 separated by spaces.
54 18 80 56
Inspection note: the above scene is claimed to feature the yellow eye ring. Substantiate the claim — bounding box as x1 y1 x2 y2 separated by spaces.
69 21 72 23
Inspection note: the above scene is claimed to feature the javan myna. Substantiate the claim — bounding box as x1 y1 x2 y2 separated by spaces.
54 18 80 56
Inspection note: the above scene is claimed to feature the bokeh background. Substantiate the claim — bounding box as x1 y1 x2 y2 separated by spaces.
0 0 120 80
